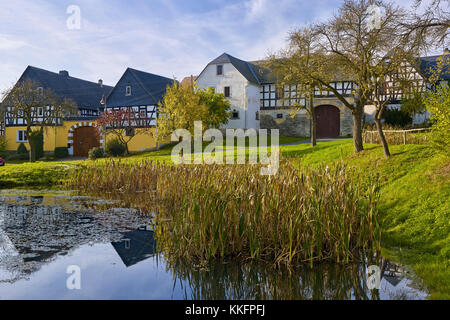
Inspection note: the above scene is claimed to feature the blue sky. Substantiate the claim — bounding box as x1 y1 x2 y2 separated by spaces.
0 0 440 94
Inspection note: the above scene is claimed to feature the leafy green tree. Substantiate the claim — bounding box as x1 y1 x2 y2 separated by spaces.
198 88 231 129
424 83 450 156
157 82 230 141
401 91 425 126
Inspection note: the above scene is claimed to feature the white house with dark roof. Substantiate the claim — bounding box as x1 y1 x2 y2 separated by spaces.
197 51 450 137
196 53 261 131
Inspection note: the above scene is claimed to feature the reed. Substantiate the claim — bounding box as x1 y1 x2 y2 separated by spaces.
67 159 381 266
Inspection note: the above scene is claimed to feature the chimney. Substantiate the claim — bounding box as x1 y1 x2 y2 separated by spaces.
98 79 103 87
444 48 450 55
59 70 69 77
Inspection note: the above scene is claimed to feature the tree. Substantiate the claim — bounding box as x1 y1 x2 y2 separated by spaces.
312 0 428 157
267 27 319 147
96 107 153 155
0 79 77 162
425 82 450 156
402 0 449 48
198 88 232 129
157 82 230 141
400 90 426 127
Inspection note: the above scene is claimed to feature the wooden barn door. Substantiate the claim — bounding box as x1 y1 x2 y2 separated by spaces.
315 105 340 138
73 126 100 156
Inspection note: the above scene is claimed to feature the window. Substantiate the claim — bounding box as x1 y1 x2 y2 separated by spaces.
125 128 135 136
37 87 43 95
217 65 223 75
17 130 28 142
276 113 283 119
231 110 239 119
126 85 132 96
224 86 231 97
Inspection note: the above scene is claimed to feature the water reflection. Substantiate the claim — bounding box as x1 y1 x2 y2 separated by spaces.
0 190 427 300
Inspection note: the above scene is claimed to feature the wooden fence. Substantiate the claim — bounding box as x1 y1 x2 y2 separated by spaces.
363 128 431 145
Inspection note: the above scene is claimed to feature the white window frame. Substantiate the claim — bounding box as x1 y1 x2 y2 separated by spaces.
17 130 28 142
126 85 132 96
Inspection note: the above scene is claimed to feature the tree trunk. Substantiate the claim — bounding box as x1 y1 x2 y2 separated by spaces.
28 136 36 162
374 118 391 157
352 107 364 153
309 95 316 147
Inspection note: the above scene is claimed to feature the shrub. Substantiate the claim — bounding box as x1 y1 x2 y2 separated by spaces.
54 147 69 159
34 131 44 160
424 83 450 156
382 108 412 128
105 138 126 157
88 147 105 160
17 143 29 160
0 137 6 158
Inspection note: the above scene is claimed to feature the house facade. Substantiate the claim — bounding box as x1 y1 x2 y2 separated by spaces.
364 53 450 124
196 53 261 131
197 52 449 137
2 66 113 156
104 68 174 152
197 53 355 137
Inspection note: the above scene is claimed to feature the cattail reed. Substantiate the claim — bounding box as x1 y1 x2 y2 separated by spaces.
67 158 381 266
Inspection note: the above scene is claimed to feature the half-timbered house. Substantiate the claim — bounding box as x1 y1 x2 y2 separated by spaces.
104 68 174 152
197 53 355 137
1 66 113 156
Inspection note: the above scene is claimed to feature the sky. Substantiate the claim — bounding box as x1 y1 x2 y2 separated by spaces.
0 0 444 94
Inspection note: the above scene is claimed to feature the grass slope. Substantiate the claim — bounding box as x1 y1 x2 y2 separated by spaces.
0 139 448 298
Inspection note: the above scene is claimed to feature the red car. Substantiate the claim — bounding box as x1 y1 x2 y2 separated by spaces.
0 158 4 166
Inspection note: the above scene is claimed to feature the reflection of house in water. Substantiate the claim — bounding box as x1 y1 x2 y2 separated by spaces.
0 195 153 282
381 260 403 287
111 226 157 267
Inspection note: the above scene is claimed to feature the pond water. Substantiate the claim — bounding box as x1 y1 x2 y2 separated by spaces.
0 190 428 300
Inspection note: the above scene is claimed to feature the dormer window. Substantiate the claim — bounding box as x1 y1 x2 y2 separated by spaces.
217 65 223 75
37 87 43 95
126 85 132 96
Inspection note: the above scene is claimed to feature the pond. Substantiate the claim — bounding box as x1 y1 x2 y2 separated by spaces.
0 190 428 300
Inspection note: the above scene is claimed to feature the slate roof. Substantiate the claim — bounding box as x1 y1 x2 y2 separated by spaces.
418 54 450 81
205 53 450 86
111 229 157 267
106 67 175 107
16 66 113 110
201 53 272 85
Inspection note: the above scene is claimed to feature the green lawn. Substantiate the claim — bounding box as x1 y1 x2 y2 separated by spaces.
0 138 448 298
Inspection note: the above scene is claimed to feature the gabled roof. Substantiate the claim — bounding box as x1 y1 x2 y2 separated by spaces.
418 54 450 81
16 66 113 110
200 53 273 85
106 67 174 106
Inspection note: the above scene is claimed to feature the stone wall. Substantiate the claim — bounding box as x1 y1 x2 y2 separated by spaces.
260 110 310 137
260 97 355 137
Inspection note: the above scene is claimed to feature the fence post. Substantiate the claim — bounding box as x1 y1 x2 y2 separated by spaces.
403 131 406 145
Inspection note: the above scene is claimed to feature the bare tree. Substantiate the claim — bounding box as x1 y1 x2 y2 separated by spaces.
311 0 428 157
1 79 77 162
402 0 449 48
267 27 320 147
